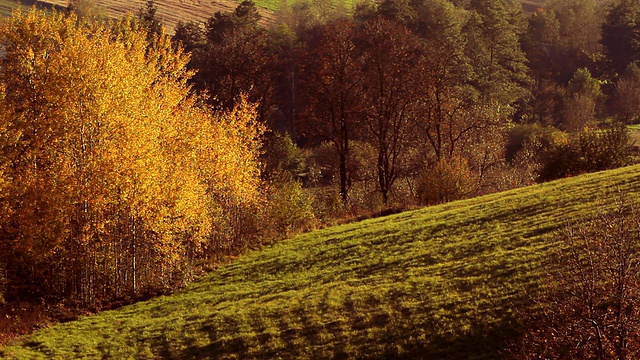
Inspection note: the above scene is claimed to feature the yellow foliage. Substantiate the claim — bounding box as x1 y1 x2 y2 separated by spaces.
417 156 479 206
0 9 264 304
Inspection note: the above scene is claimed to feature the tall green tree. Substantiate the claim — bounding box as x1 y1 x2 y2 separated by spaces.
137 0 163 41
523 0 608 84
464 0 530 106
412 0 477 161
377 0 417 23
172 21 205 54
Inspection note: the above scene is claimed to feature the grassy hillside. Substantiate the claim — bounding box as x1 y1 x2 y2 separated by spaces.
2 165 640 359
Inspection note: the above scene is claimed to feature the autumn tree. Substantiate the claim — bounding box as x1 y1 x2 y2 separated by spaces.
0 10 264 307
270 0 349 133
358 17 425 204
513 195 640 359
299 19 363 203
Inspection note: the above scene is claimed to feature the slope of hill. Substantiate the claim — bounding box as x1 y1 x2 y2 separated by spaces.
2 164 640 359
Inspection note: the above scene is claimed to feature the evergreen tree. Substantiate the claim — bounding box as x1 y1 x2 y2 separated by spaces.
172 21 205 54
137 0 163 41
524 0 608 84
465 0 530 106
602 0 640 78
191 1 274 115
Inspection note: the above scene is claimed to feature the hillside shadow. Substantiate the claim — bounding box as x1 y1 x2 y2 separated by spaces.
164 291 525 360
397 318 521 360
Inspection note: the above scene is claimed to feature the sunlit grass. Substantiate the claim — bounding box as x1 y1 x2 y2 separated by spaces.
3 165 640 359
627 125 640 161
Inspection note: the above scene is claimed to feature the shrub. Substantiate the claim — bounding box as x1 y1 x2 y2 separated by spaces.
417 156 478 206
511 195 640 359
309 140 378 216
262 132 309 182
264 180 316 237
506 123 564 164
538 125 633 181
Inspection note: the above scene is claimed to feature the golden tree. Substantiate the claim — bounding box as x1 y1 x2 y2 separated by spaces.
0 10 264 307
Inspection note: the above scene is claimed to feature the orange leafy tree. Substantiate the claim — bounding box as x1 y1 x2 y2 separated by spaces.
0 10 264 308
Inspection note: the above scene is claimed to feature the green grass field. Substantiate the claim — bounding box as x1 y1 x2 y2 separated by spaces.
3 164 640 359
627 125 640 162
627 123 640 137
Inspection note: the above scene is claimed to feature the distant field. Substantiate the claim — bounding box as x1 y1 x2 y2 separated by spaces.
0 0 545 32
38 0 275 32
0 0 65 18
3 164 640 359
628 125 640 161
0 0 21 18
627 123 640 132
521 0 544 13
